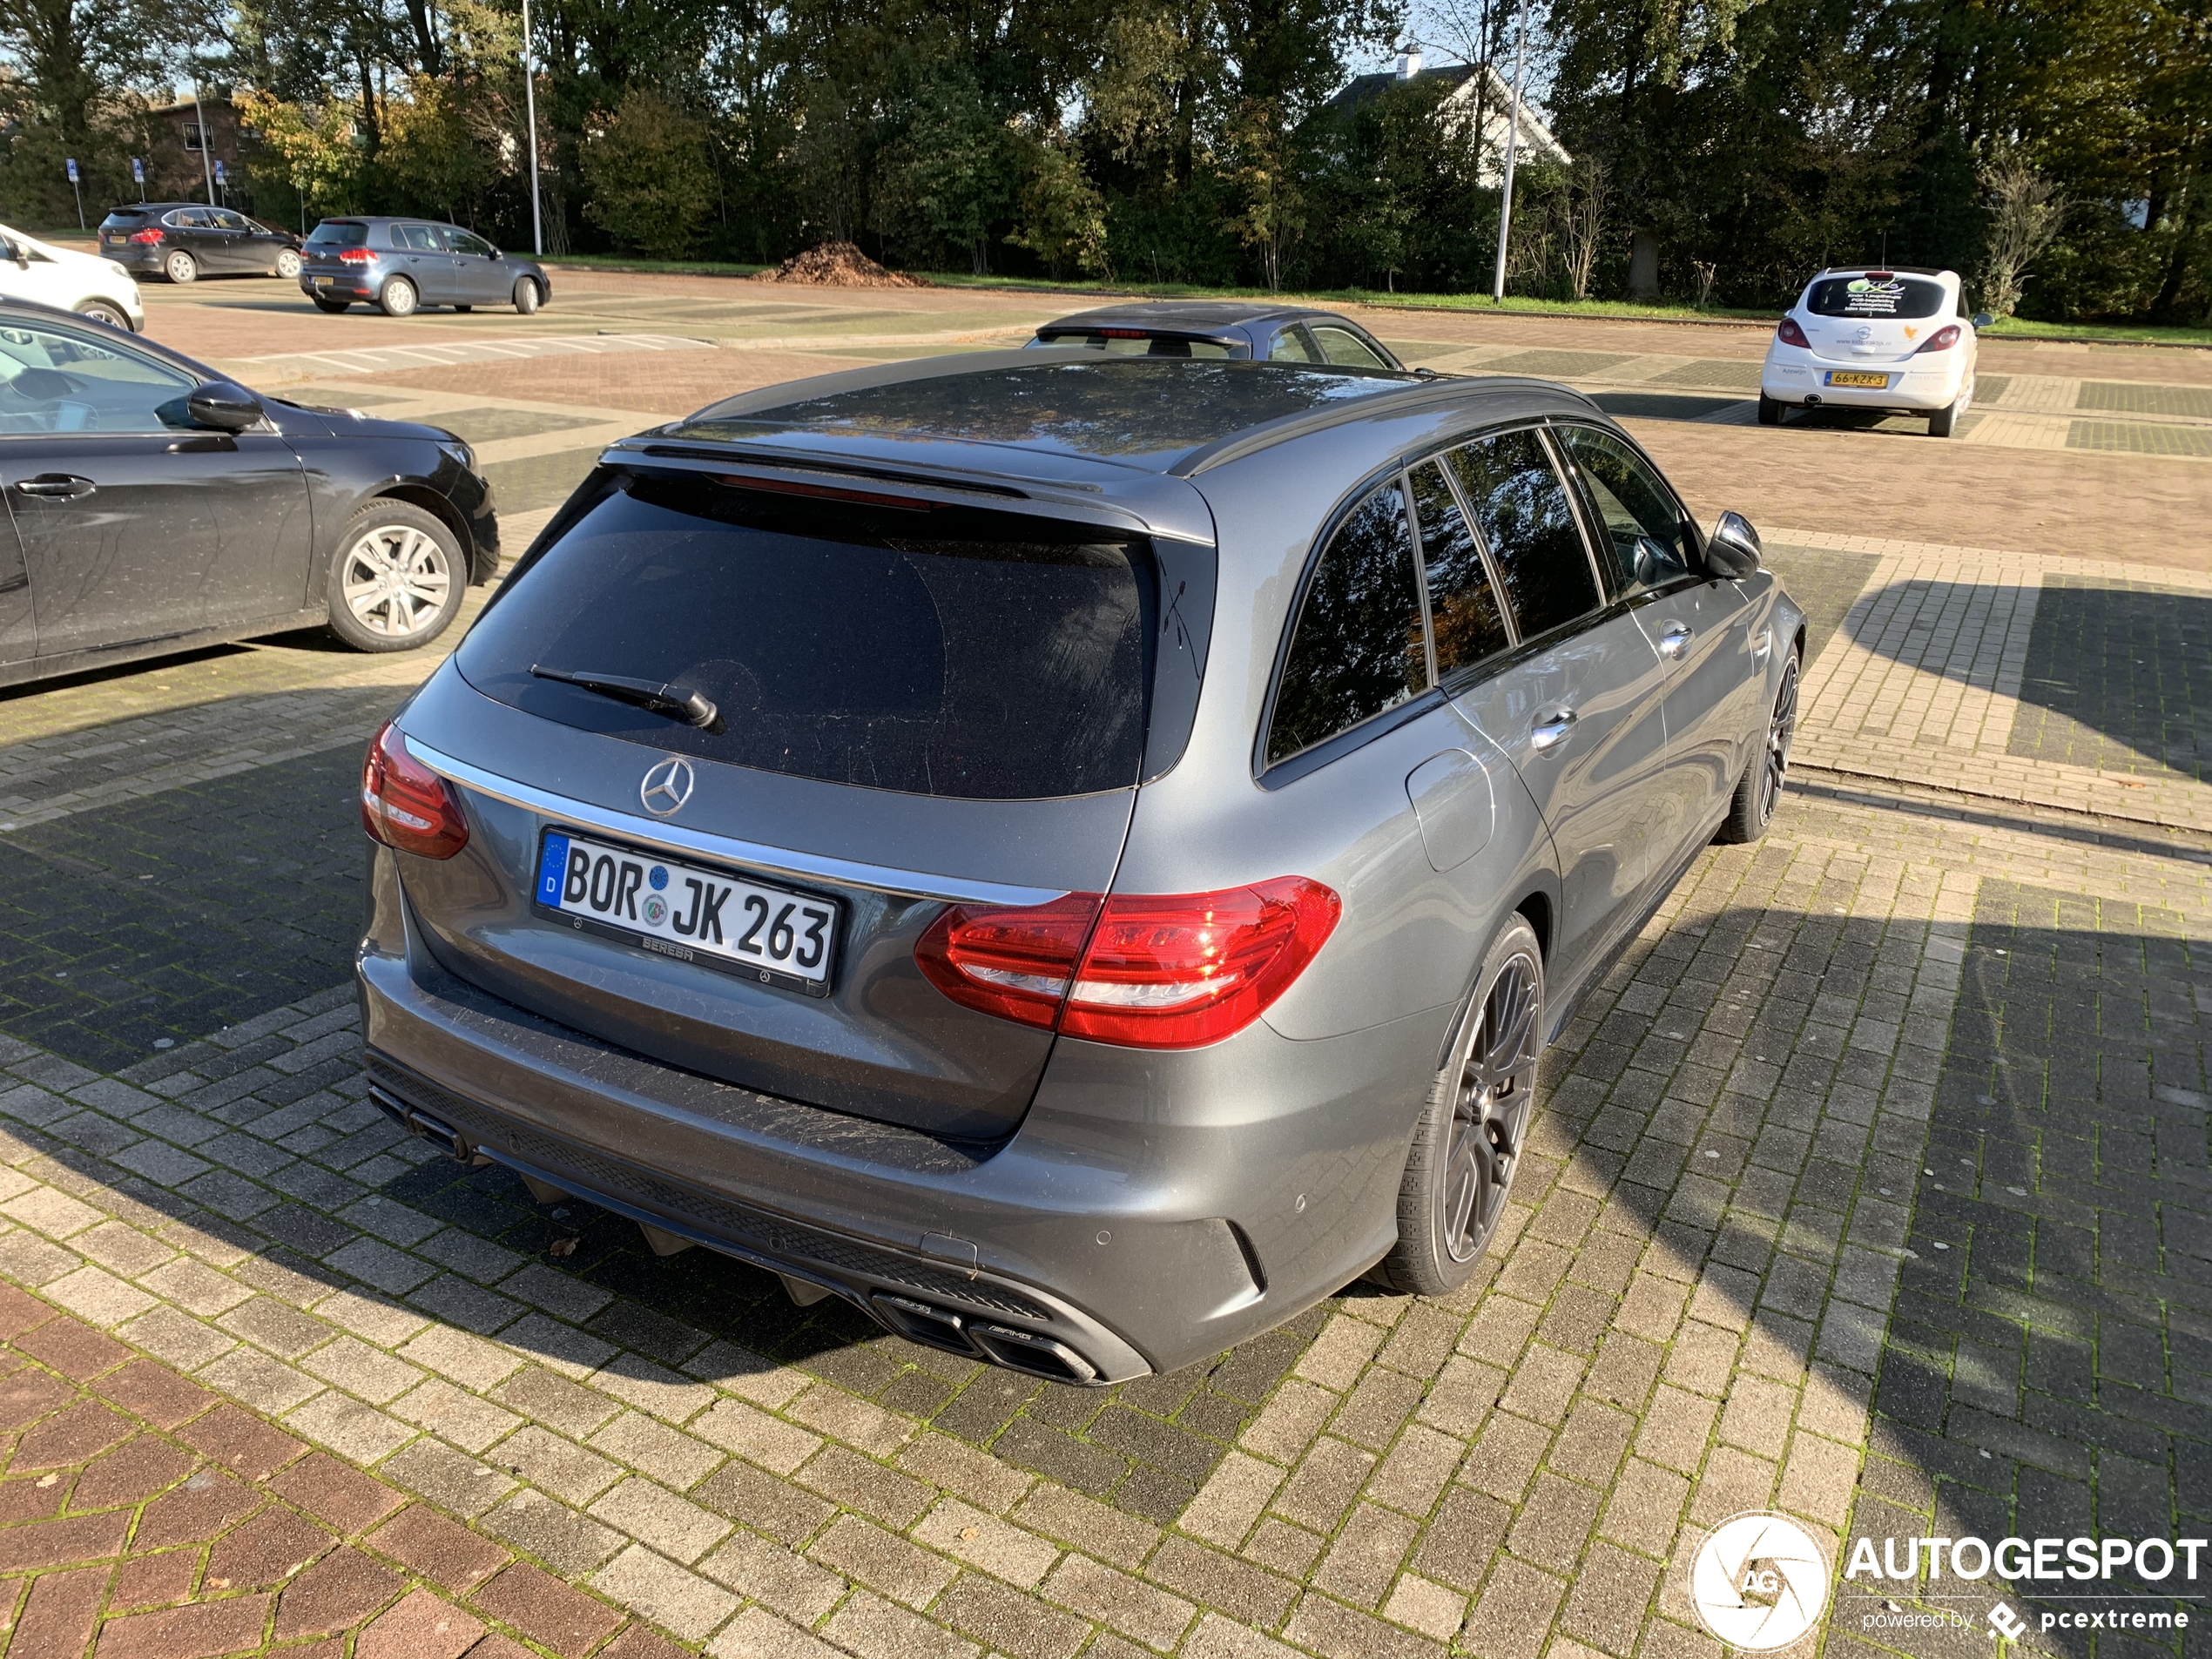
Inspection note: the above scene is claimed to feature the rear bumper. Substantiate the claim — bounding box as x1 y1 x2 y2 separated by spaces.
300 273 376 300
1763 348 1966 411
358 846 1427 1382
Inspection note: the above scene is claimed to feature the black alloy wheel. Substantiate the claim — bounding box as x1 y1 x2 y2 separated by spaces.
1438 948 1539 1265
1718 650 1798 844
1378 914 1544 1295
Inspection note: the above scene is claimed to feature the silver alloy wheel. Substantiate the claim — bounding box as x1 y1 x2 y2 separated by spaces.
1440 948 1540 1263
165 250 197 283
76 302 128 330
381 277 417 316
276 248 302 278
340 521 452 638
1757 656 1799 824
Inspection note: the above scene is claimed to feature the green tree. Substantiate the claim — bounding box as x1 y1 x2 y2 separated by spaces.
581 86 716 257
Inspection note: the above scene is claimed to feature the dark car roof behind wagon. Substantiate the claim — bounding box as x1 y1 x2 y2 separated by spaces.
666 352 1600 479
1039 300 1358 336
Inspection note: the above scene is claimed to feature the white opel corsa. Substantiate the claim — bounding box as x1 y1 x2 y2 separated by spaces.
1758 266 1991 437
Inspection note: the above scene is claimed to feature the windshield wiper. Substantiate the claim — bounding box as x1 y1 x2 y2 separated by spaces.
529 665 724 733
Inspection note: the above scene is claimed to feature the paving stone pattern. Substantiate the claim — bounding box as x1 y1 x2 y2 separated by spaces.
0 748 367 1070
2008 579 2212 782
1831 880 2210 1659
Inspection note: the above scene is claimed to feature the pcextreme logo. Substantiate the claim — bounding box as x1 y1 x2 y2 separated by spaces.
1690 1513 1832 1650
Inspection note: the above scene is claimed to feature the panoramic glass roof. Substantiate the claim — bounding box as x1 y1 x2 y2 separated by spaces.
671 359 1417 469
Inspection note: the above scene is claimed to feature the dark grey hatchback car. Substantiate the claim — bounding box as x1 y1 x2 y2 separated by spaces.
299 217 550 318
358 352 1804 1384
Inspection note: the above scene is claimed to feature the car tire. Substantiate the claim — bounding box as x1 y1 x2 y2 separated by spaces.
1716 650 1799 845
378 276 419 318
455 304 472 313
73 300 131 331
275 248 303 279
1757 394 1784 426
1929 400 1958 437
164 250 198 284
313 297 350 314
514 278 541 314
1376 914 1543 1297
327 500 465 652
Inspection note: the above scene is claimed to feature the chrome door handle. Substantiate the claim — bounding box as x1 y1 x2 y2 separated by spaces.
1658 623 1694 659
1530 708 1578 752
14 474 94 499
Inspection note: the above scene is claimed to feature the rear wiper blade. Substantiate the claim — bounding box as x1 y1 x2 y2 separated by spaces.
529 665 724 733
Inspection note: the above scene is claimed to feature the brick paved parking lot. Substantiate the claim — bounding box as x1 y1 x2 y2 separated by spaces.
0 276 2202 1657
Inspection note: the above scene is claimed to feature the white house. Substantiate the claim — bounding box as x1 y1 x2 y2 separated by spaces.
1324 50 1571 185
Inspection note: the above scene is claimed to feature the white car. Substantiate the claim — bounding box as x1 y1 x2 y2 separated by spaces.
0 223 144 333
1758 266 1991 437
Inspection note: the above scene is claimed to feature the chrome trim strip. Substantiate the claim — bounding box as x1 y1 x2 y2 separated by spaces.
402 736 1070 907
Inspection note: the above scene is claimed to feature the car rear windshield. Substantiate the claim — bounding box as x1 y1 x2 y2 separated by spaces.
457 469 1155 800
1042 331 1236 359
1804 275 1946 319
307 220 369 248
98 211 147 229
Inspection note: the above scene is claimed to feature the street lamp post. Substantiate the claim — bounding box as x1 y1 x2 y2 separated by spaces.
1488 0 1532 305
521 0 543 255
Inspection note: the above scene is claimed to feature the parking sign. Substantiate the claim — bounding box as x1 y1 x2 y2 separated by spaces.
64 158 78 183
132 157 145 185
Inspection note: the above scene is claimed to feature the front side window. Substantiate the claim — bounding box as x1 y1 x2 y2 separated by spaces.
459 474 1153 800
1408 458 1509 678
1446 429 1601 641
1557 426 1695 598
1310 326 1389 369
1267 479 1429 765
211 209 253 232
0 324 195 435
449 230 496 257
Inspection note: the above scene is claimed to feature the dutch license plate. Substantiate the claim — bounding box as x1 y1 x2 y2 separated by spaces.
1825 371 1889 388
314 276 334 287
534 829 839 995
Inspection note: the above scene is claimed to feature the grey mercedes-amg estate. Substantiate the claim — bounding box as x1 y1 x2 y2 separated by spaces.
357 351 1804 1385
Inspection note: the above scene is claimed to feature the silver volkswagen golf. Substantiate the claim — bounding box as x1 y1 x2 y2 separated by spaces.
357 351 1804 1385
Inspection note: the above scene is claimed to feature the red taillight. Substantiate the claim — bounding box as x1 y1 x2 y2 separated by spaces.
337 246 377 264
1916 324 1961 353
1776 316 1810 348
361 721 469 858
127 228 164 245
916 877 1341 1049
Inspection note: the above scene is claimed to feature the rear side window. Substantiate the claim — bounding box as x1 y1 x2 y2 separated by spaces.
1267 329 1321 363
1446 430 1601 640
1267 480 1429 765
1556 427 1695 598
1407 459 1508 678
1804 275 1946 319
395 224 446 252
307 220 368 247
1310 326 1389 369
165 208 212 228
458 473 1153 800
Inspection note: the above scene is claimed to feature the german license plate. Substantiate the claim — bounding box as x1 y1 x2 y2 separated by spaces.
534 829 839 995
1825 370 1888 388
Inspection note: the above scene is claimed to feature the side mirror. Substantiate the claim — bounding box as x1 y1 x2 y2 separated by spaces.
1972 311 1994 329
187 380 265 432
1706 510 1763 578
6 242 26 269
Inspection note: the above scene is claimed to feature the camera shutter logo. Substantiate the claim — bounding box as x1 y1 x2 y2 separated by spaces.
1689 1512 1831 1650
639 758 694 817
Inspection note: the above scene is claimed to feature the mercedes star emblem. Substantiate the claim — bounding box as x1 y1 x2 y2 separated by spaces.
639 757 695 816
